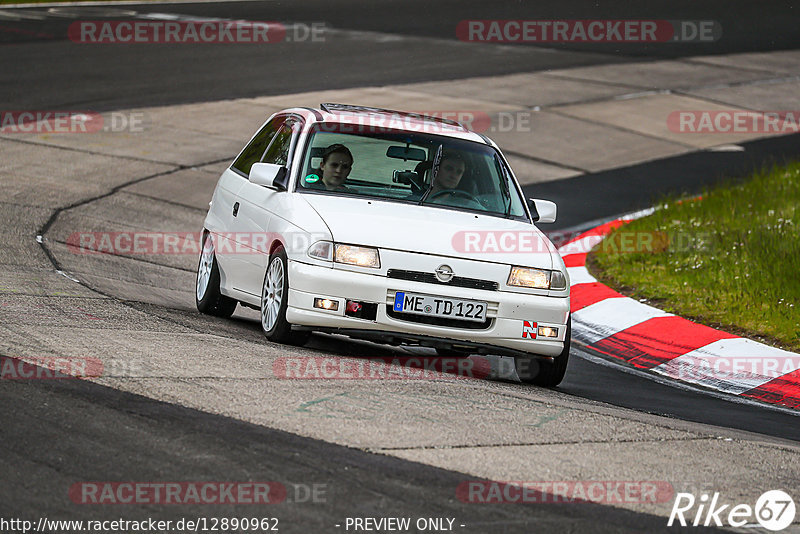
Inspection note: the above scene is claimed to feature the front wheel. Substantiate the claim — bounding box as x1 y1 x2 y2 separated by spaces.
196 232 237 318
261 246 309 345
515 316 571 387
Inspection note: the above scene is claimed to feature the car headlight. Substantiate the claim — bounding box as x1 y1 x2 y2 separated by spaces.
508 266 567 290
334 244 380 268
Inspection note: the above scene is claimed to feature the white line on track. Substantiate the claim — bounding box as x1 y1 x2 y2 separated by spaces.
55 269 80 283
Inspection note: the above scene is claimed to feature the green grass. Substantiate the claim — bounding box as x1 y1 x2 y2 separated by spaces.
589 161 800 351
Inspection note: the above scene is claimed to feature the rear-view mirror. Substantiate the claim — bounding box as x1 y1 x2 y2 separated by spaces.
386 145 426 161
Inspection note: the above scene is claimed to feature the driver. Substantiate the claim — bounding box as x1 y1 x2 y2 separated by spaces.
429 151 466 196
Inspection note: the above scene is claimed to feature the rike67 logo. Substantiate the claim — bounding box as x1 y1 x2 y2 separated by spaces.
669 490 796 531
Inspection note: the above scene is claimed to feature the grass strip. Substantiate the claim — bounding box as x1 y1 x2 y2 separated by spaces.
589 160 800 351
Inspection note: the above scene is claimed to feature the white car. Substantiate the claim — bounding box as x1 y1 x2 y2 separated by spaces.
196 104 571 386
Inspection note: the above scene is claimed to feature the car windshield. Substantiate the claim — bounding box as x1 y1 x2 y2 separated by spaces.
296 124 529 219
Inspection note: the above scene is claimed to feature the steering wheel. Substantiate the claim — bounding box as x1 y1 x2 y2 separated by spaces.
428 189 482 205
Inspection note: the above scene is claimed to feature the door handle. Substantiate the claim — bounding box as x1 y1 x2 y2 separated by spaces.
232 202 239 217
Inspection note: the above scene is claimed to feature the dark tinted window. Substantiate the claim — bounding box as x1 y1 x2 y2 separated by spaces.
231 118 282 175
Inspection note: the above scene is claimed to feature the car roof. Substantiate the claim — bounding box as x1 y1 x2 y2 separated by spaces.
281 103 495 146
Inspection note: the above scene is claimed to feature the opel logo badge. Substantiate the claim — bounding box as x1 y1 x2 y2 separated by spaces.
435 265 454 283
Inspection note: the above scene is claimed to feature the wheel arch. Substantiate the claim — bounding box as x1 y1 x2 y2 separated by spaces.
269 238 286 257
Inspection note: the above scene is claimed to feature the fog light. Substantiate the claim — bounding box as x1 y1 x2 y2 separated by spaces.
314 298 339 311
346 301 362 314
537 326 558 338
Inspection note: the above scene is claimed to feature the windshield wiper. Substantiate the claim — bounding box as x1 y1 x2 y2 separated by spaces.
494 156 513 218
418 144 443 205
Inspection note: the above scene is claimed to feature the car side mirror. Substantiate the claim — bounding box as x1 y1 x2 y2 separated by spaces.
529 198 557 223
249 162 288 191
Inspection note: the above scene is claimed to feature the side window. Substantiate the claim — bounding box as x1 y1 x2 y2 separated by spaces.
231 118 283 175
262 122 295 167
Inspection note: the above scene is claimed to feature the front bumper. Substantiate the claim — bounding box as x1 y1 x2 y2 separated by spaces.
285 260 570 358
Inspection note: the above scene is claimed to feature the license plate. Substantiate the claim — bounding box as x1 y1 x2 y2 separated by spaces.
392 292 487 323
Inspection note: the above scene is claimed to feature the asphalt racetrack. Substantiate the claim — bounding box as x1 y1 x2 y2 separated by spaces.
1 2 799 533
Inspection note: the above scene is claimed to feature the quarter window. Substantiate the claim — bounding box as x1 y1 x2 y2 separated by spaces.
262 122 295 167
231 118 283 175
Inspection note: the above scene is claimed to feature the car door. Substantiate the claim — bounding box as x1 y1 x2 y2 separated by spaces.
229 116 301 300
214 117 283 299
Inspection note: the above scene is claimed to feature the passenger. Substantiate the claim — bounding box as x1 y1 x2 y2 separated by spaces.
317 143 353 191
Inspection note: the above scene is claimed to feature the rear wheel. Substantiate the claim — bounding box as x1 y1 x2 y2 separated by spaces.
196 232 237 318
515 316 571 387
261 246 309 345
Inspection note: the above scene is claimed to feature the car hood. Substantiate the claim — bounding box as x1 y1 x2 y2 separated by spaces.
301 195 556 270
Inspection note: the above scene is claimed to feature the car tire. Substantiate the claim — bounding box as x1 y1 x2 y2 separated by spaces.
515 315 571 387
196 232 237 318
261 246 310 346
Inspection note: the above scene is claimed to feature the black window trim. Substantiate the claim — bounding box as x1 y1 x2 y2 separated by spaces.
229 113 305 181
